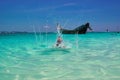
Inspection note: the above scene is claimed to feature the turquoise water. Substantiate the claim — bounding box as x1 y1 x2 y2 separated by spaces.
0 32 120 80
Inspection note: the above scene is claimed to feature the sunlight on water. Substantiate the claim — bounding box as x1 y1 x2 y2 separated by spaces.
0 32 120 80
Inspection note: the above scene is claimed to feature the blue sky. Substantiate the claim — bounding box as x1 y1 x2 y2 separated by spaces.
0 0 120 32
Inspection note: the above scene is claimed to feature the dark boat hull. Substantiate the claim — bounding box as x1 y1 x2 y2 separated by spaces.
61 23 92 34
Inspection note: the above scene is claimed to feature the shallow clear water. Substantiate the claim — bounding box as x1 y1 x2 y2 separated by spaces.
0 32 120 80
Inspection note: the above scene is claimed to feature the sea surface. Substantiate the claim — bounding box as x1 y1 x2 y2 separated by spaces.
0 32 120 80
